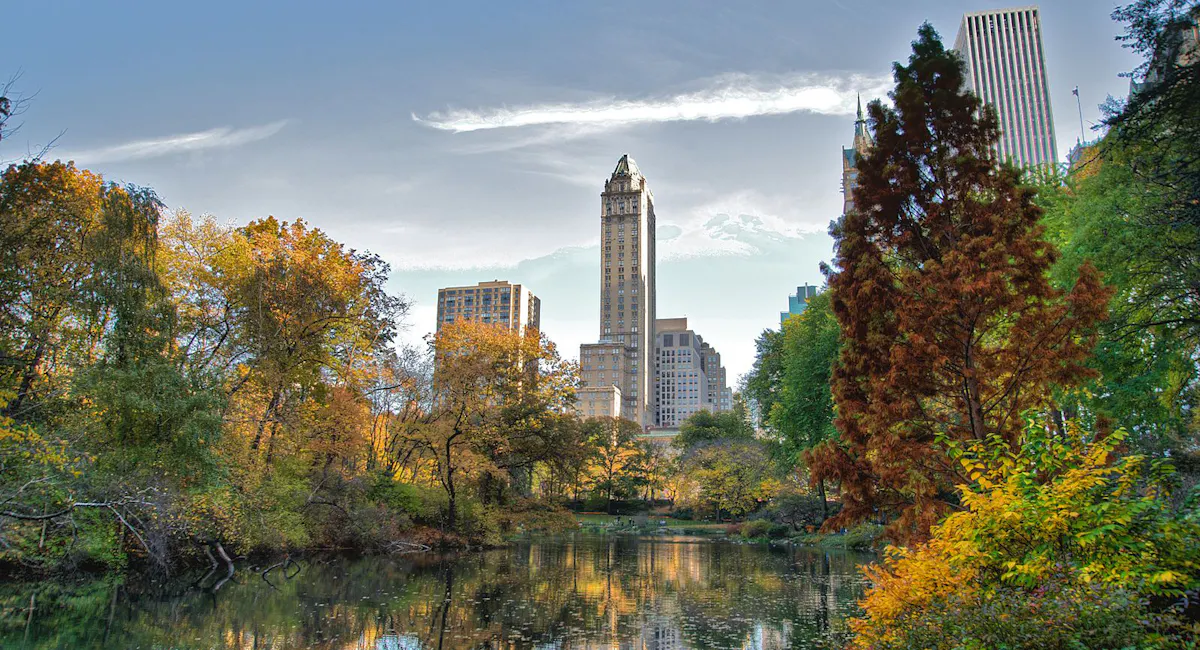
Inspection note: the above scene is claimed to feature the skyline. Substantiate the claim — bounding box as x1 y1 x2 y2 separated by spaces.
1 1 1140 382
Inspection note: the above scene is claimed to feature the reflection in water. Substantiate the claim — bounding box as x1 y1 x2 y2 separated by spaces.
1 535 870 650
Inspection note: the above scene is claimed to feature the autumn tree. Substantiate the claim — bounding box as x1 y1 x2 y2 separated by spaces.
158 213 407 551
192 217 405 465
0 162 108 422
810 25 1111 541
422 321 576 529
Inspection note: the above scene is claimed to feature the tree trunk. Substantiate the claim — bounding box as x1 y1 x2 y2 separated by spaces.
817 478 829 523
250 387 283 452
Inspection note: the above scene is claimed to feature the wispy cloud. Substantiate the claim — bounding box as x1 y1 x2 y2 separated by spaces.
67 120 291 163
414 72 889 134
659 189 830 260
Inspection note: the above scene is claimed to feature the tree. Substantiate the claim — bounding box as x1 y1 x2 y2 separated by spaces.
811 24 1111 541
767 291 839 518
581 417 646 513
675 406 754 450
1039 160 1198 453
214 217 404 464
0 164 227 568
423 321 576 529
0 162 108 422
1106 1 1200 346
686 441 773 521
742 329 784 428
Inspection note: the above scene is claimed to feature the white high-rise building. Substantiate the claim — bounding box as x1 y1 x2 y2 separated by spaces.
577 155 657 425
954 6 1058 168
653 318 733 428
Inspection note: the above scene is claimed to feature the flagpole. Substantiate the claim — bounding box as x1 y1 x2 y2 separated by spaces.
1074 86 1085 144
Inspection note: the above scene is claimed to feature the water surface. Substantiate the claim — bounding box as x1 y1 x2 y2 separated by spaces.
2 534 871 649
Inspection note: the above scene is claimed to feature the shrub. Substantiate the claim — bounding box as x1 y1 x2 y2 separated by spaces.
873 580 1182 650
767 524 790 539
725 522 744 536
767 492 840 530
367 473 444 525
492 499 578 535
741 519 772 539
668 505 696 520
848 422 1200 649
841 523 883 550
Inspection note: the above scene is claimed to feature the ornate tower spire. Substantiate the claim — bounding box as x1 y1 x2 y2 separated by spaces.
843 94 875 215
852 94 873 155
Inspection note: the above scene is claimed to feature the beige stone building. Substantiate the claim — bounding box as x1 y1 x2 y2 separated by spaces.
576 384 622 419
435 280 540 334
576 155 657 424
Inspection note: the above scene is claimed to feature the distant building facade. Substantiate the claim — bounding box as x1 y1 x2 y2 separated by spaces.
781 283 821 326
653 318 732 428
576 155 657 424
576 384 623 419
654 319 707 428
435 280 540 333
1130 4 1199 96
953 6 1058 168
701 341 733 413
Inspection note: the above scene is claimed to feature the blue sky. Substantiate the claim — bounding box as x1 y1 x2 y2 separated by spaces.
2 0 1139 381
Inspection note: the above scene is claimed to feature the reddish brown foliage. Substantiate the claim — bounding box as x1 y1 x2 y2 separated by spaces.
808 25 1112 543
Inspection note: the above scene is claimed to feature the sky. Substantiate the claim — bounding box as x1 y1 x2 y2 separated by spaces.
2 0 1140 383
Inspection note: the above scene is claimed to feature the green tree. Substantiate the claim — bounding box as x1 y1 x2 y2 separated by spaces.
687 441 773 521
675 406 754 450
581 417 646 513
743 329 784 428
1039 159 1198 452
768 291 839 518
1106 2 1200 346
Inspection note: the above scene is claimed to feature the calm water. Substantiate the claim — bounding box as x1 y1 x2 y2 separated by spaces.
2 535 871 649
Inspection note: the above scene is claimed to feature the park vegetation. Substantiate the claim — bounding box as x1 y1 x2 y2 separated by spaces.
0 157 701 576
744 3 1200 646
0 150 787 578
1 0 1197 645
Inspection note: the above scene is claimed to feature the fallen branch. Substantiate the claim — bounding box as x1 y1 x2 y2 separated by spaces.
384 539 431 554
208 541 235 592
1 501 152 556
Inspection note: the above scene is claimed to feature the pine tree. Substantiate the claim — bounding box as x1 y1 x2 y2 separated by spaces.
808 24 1111 542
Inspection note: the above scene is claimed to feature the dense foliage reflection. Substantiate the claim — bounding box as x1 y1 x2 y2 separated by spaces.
1 535 869 649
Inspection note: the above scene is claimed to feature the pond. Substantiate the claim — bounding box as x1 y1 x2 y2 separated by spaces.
2 534 873 649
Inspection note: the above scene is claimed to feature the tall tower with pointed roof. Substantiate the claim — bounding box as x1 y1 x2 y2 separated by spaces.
576 154 657 425
841 96 874 215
